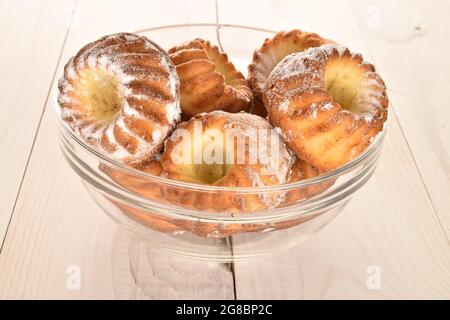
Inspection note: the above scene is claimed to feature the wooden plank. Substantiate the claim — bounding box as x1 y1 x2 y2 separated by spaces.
218 0 450 299
0 0 234 299
350 0 450 238
0 0 77 247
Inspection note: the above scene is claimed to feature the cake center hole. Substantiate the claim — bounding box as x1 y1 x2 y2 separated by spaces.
324 62 363 113
82 69 123 121
194 162 230 185
195 134 231 184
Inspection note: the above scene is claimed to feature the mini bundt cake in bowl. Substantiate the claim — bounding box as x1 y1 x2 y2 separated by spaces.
248 29 332 117
57 32 181 164
169 38 252 119
264 43 388 171
55 24 388 261
160 111 293 213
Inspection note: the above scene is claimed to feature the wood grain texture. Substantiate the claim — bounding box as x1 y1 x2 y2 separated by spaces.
218 0 450 299
350 0 450 239
0 0 76 248
0 0 234 299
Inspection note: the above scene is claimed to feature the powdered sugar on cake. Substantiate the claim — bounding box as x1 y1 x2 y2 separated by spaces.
266 43 387 124
57 33 181 164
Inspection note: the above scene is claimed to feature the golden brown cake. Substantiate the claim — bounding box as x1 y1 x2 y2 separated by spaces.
160 110 293 213
100 157 187 235
57 33 181 165
264 44 388 171
100 147 328 238
281 158 334 206
100 146 302 238
100 157 165 201
168 39 252 119
100 157 296 238
248 30 329 117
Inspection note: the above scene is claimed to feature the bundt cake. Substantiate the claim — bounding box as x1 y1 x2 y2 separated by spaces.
160 110 293 212
168 39 252 119
248 30 329 117
57 32 181 164
264 44 388 171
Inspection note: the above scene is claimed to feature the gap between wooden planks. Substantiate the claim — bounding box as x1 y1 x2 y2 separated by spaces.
0 0 77 253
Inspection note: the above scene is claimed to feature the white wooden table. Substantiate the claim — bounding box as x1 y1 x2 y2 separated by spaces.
0 0 449 299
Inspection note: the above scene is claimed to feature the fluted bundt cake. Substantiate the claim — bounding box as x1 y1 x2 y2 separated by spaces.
264 44 388 171
57 32 181 164
169 39 252 119
160 110 293 212
248 30 329 117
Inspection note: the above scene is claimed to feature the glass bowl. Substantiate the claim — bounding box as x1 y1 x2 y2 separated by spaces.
55 24 386 262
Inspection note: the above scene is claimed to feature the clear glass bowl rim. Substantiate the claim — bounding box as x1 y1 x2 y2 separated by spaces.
54 23 387 194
